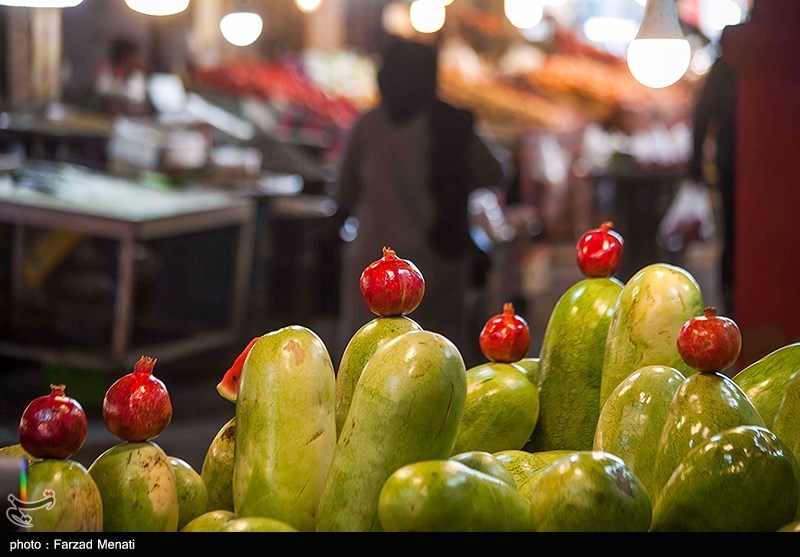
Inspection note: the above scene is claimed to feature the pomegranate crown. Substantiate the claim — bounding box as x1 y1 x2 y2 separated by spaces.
134 356 158 375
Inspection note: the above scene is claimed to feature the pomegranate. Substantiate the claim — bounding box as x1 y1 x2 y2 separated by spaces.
360 246 425 317
479 303 531 363
103 356 172 442
577 222 624 278
217 337 260 402
19 385 87 460
677 307 742 373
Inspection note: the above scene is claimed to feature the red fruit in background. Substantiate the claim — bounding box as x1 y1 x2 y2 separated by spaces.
577 221 624 278
479 303 531 363
19 385 87 460
677 307 742 373
360 246 425 317
103 356 172 442
217 337 260 402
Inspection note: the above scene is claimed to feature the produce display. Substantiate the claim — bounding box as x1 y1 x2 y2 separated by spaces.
5 233 800 532
439 70 584 135
195 60 360 130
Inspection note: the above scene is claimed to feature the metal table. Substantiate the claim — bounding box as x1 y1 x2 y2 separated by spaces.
0 170 256 371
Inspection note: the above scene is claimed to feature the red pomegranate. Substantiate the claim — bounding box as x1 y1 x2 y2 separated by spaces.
19 385 87 460
360 246 425 317
103 356 172 442
577 222 624 278
479 303 531 363
677 307 742 373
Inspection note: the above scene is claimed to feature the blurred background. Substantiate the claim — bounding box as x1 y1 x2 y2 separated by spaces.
0 0 797 470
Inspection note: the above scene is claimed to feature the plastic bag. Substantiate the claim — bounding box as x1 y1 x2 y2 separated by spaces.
657 180 716 253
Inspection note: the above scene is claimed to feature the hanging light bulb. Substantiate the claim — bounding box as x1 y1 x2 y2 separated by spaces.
383 2 414 37
125 0 189 16
706 0 742 31
0 0 82 6
295 0 322 14
505 0 544 30
220 11 264 47
409 0 446 34
627 0 690 88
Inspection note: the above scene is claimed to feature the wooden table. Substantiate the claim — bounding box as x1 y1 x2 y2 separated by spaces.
0 169 256 371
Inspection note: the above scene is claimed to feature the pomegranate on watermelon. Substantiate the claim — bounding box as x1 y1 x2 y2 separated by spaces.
19 385 87 460
103 356 172 442
576 222 624 278
217 337 260 402
360 247 425 317
479 303 531 363
677 307 742 373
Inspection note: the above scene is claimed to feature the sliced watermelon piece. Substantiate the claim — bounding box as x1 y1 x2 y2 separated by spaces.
217 337 261 402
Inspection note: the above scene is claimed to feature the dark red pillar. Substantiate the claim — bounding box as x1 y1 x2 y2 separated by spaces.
723 0 800 362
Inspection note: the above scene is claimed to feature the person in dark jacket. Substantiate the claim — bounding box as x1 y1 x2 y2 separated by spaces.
336 40 504 353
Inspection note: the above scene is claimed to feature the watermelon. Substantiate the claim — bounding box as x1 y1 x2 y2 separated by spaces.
216 337 260 402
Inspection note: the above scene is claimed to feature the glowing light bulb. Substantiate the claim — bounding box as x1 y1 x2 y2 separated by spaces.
707 0 742 31
505 0 544 30
220 12 264 47
690 48 713 76
440 0 454 5
627 0 690 88
627 39 690 88
410 0 446 34
583 17 638 45
0 0 82 6
125 0 189 16
295 0 322 14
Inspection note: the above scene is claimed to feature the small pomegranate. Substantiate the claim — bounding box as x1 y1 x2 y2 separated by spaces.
103 356 172 442
577 222 624 278
479 303 531 363
677 307 742 373
19 385 87 459
360 246 425 317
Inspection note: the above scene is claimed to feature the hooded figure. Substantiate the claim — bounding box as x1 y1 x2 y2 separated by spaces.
336 40 504 357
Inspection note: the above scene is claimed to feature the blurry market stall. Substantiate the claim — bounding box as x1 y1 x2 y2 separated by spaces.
0 0 744 368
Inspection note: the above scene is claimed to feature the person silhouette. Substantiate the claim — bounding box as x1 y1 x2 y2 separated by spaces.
335 40 505 354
